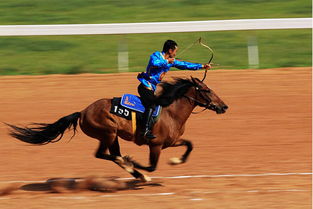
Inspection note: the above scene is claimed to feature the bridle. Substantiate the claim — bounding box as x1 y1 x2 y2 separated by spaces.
185 85 216 114
180 37 215 114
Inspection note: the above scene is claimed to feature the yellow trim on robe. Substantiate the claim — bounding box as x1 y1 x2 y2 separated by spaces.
131 111 137 134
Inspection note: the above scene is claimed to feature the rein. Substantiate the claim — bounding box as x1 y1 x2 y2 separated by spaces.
184 95 209 114
191 107 208 114
171 38 217 114
184 88 212 114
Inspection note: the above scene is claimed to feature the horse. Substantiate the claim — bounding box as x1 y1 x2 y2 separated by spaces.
6 76 228 182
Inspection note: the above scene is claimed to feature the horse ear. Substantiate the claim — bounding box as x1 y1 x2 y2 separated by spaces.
190 76 197 84
190 76 201 84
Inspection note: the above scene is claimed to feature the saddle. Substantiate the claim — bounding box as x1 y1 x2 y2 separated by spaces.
110 94 161 121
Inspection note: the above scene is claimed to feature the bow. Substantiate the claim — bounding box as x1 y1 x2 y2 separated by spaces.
198 37 214 81
176 37 214 82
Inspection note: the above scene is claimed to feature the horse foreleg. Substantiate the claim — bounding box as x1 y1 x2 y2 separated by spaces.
168 139 193 165
129 144 162 173
95 139 150 182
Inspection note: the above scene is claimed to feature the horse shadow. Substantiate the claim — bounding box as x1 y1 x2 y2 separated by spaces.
19 176 163 194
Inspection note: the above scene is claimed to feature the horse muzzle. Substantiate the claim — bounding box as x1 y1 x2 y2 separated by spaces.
209 104 228 114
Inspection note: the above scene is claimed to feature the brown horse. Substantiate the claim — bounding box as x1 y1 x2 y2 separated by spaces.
7 76 228 182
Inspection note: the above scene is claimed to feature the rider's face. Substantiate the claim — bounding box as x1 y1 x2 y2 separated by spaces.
169 47 178 58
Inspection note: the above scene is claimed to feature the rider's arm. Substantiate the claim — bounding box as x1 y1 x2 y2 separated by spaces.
172 59 203 70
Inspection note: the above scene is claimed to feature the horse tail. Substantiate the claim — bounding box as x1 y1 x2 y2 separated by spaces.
6 112 81 145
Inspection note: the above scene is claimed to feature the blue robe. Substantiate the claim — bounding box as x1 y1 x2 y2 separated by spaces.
137 51 203 91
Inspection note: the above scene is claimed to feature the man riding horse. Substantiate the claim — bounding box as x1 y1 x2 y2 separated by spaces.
7 39 228 182
137 40 212 141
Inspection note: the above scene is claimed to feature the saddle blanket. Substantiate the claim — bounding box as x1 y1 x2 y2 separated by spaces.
110 96 161 135
120 94 161 117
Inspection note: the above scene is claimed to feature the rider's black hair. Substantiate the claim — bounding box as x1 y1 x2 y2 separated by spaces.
162 40 178 53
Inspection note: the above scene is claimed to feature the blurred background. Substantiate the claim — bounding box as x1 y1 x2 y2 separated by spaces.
0 1 311 208
0 0 311 75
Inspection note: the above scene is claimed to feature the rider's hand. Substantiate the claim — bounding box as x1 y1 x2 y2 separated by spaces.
203 63 212 70
167 58 175 64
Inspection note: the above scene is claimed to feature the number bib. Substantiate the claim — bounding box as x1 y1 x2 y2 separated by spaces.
110 97 132 120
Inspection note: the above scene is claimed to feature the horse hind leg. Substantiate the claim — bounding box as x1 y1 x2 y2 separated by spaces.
168 139 193 165
95 137 151 182
125 144 162 173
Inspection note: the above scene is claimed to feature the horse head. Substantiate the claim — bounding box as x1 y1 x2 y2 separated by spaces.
190 77 228 114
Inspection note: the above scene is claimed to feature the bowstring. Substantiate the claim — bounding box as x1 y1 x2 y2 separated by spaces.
179 38 215 113
176 37 214 64
176 38 201 59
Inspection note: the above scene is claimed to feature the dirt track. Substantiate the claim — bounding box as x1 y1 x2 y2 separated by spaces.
0 67 311 209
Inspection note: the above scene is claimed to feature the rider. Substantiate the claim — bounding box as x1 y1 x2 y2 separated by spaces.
137 40 211 141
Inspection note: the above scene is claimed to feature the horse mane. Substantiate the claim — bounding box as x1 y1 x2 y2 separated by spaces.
156 77 195 107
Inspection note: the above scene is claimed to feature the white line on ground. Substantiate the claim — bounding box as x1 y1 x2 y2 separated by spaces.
117 172 313 180
99 192 175 198
0 189 309 200
0 172 311 184
0 189 310 201
47 193 176 200
45 189 310 200
189 189 309 194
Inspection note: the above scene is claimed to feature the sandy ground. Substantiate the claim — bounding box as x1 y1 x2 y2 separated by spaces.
0 67 311 209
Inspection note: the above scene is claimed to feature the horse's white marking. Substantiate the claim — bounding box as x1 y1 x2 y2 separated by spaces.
168 157 183 165
0 172 311 184
124 167 134 173
139 174 151 182
114 156 124 164
114 156 136 175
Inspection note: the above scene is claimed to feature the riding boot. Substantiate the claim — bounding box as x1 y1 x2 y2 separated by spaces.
143 107 156 141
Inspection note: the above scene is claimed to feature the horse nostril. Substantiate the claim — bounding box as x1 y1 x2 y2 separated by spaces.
223 105 228 110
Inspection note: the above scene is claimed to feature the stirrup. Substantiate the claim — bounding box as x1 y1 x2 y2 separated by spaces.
144 130 156 140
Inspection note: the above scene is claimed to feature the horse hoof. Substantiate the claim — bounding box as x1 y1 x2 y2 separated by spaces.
139 174 151 182
122 156 134 168
115 156 124 164
123 155 133 163
168 157 183 165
